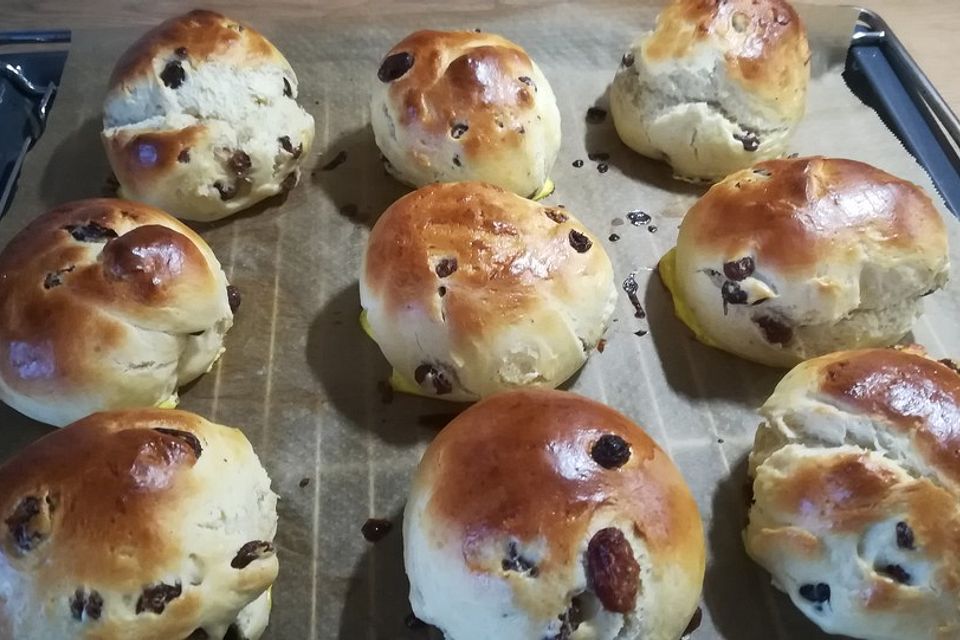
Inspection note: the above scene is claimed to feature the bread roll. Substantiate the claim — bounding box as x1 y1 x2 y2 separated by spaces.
371 30 561 198
745 346 960 639
659 157 949 367
102 10 315 221
360 182 616 401
0 198 235 426
0 409 278 639
404 389 705 640
611 0 810 181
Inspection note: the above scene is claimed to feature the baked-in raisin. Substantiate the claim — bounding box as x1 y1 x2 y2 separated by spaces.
754 315 793 345
591 434 631 468
414 364 453 395
502 541 538 576
160 60 185 89
153 428 202 459
721 281 748 307
283 78 292 98
518 76 536 91
177 149 191 163
231 540 275 569
435 258 458 278
226 285 241 313
723 257 755 281
64 222 117 243
450 123 469 139
552 595 585 639
228 151 251 176
896 521 915 549
569 230 592 253
85 591 103 620
798 583 830 604
378 52 415 82
69 589 85 621
213 181 237 201
278 136 302 158
136 582 182 614
44 266 75 289
174 46 188 57
453 155 462 167
733 131 760 152
879 564 911 584
5 495 54 552
587 528 640 613
621 53 634 67
544 208 568 223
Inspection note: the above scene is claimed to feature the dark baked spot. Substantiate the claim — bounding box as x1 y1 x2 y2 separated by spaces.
321 150 348 171
733 131 760 152
361 518 393 542
378 52 415 82
798 582 830 607
626 210 650 226
177 148 191 163
226 285 241 313
569 230 592 253
754 315 793 345
591 434 631 468
450 123 469 139
518 125 526 135
153 428 202 459
69 588 104 622
544 208 568 223
231 540 275 569
435 258 458 278
896 521 915 549
404 613 427 630
281 172 298 191
720 281 748 311
160 60 186 89
69 589 85 621
518 76 536 92
502 541 538 577
278 136 303 158
136 582 182 614
414 364 453 395
5 494 54 552
587 528 641 613
586 107 607 124
228 150 251 177
438 286 447 297
609 233 620 242
723 257 755 281
64 222 118 243
453 155 462 167
214 181 237 201
683 606 703 636
622 52 635 67
878 564 911 584
44 265 75 289
572 159 584 168
86 590 103 620
283 77 292 98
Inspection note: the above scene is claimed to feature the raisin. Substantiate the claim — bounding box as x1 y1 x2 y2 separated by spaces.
586 107 607 124
177 149 190 163
723 257 755 281
136 582 182 614
283 78 292 98
438 286 447 297
86 591 103 620
552 595 585 639
69 589 85 620
754 315 793 345
321 150 347 171
228 151 251 176
231 540 275 569
450 123 469 139
502 541 538 576
414 364 453 395
591 434 631 468
587 528 640 613
568 230 592 253
544 208 568 223
160 60 185 89
435 258 458 278
879 564 911 584
64 222 117 243
753 168 772 177
518 76 536 91
798 583 830 604
5 495 54 552
153 428 202 459
278 136 302 158
621 52 634 67
572 159 584 168
44 266 75 289
361 518 392 542
453 155 462 167
213 181 237 201
939 359 960 375
721 281 748 307
896 521 915 549
226 285 241 313
377 52 415 82
733 131 760 152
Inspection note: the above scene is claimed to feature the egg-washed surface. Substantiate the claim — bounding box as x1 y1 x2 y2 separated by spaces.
1 3 959 639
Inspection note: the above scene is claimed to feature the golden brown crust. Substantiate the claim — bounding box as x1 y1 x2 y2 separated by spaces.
0 199 222 397
364 182 603 345
420 390 704 576
818 348 960 486
644 0 809 119
104 126 204 194
383 30 538 161
683 157 946 273
108 10 281 89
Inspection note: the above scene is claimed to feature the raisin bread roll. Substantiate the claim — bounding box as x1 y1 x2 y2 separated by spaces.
0 199 235 426
659 157 949 367
404 389 705 640
102 10 315 221
745 347 960 640
371 30 561 198
0 410 278 640
610 0 810 181
360 182 616 401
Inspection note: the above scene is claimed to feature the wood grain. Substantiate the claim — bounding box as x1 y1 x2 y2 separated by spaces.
3 0 958 113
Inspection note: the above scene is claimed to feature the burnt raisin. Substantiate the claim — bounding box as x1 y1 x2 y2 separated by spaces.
435 258 458 278
228 150 251 176
754 315 793 345
5 495 54 552
85 591 103 620
136 582 182 614
414 364 453 395
568 230 592 253
69 589 85 620
64 222 117 243
721 281 748 312
591 434 631 468
896 521 915 549
378 52 415 82
545 208 568 223
44 266 75 289
283 78 292 98
879 564 911 584
587 528 640 613
231 540 275 569
177 148 190 163
798 582 830 604
361 518 393 542
213 181 237 201
278 136 302 158
502 541 538 576
552 595 585 639
733 131 760 152
226 285 241 313
450 123 469 139
723 257 755 281
518 76 536 91
153 428 202 459
160 60 185 89
621 52 634 67
586 107 607 124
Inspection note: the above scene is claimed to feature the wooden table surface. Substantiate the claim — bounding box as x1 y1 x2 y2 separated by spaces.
4 0 958 113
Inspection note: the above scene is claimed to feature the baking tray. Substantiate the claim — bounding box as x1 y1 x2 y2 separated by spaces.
1 4 959 640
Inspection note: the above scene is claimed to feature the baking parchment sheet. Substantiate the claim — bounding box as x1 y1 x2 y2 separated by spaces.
1 2 959 639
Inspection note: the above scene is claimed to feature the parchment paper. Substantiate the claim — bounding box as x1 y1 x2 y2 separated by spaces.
1 3 959 639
